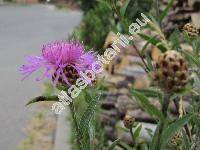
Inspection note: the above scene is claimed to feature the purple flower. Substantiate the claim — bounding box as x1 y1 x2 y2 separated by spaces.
20 40 96 86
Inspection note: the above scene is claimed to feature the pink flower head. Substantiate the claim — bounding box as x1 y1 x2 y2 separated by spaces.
20 40 96 85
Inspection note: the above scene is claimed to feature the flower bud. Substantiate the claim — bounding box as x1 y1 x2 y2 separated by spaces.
123 115 135 129
153 50 190 91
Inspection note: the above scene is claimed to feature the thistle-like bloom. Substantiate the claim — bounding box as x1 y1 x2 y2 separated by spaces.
20 40 96 85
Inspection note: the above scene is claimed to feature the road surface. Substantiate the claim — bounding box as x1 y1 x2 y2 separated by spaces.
0 4 81 149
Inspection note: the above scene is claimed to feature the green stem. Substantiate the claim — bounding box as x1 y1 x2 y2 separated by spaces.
69 102 82 150
132 44 149 73
155 93 170 150
161 94 170 117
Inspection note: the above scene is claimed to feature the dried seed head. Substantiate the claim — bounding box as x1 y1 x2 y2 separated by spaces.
153 50 190 91
170 132 182 146
123 115 135 129
183 23 200 37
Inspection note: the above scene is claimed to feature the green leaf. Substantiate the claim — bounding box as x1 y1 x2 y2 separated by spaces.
133 124 142 139
96 0 112 10
141 35 157 55
118 141 132 150
145 53 154 72
194 76 200 89
131 90 163 120
193 114 200 131
170 85 193 100
182 129 191 150
192 37 200 54
26 95 58 106
160 0 174 21
79 94 101 135
140 143 148 150
182 50 200 67
120 0 131 17
108 139 121 150
138 33 167 52
170 29 181 50
147 14 160 27
150 121 163 150
160 114 193 148
183 31 192 45
135 88 163 103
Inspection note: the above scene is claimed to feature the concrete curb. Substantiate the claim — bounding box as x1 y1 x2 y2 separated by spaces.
54 108 71 150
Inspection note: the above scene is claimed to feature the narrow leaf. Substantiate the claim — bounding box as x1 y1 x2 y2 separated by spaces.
183 31 192 45
147 14 160 27
133 124 142 139
131 90 163 120
141 37 154 55
182 50 200 67
138 33 167 52
118 141 132 150
145 53 154 72
160 114 193 148
170 29 181 50
108 139 121 150
150 121 163 150
135 88 163 103
120 0 131 17
182 129 191 150
26 95 58 106
192 38 200 54
160 0 174 21
140 143 148 150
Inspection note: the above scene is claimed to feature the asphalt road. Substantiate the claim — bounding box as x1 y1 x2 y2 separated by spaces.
0 4 81 150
